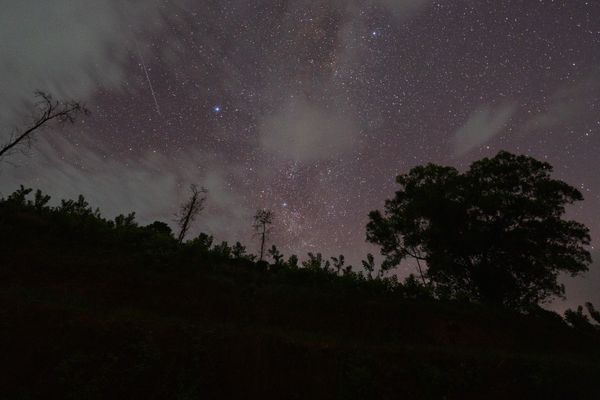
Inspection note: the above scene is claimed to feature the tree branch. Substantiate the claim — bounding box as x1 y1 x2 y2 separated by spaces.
0 91 88 160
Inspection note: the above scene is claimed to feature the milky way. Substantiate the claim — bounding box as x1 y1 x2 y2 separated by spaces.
1 1 599 304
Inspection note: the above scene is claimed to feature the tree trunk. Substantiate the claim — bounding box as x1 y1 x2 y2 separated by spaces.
259 227 266 261
415 258 427 285
177 196 197 243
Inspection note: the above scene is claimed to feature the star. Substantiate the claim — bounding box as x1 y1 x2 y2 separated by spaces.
2 0 599 288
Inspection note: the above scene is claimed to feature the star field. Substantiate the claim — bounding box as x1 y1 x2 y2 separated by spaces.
1 0 600 275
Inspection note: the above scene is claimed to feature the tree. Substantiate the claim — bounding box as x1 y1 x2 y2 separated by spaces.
331 254 345 275
268 244 284 265
146 221 173 237
115 212 137 229
0 91 87 160
565 302 600 333
232 241 247 259
367 151 591 309
253 209 273 261
586 302 600 325
302 252 330 271
175 184 207 243
212 241 232 259
361 253 376 279
286 254 299 269
190 232 214 252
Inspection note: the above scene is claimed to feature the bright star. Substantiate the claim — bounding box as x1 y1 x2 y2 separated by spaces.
213 105 222 113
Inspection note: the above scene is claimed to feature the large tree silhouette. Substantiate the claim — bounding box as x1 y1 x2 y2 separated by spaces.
367 151 591 309
0 91 87 160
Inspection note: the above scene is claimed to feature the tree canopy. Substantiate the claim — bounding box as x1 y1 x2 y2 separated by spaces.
367 151 591 309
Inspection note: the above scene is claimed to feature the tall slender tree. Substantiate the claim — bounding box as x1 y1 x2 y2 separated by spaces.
175 184 208 243
253 209 273 262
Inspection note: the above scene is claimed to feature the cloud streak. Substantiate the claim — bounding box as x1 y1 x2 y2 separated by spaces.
0 137 253 242
0 0 184 126
254 0 433 162
452 103 517 157
523 75 600 132
259 98 359 162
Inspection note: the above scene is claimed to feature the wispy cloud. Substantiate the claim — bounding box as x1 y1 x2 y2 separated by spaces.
0 0 185 126
523 75 600 132
452 103 517 157
255 0 433 163
0 137 253 242
259 98 359 162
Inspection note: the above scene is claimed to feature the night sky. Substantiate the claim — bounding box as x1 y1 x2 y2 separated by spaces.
1 1 599 306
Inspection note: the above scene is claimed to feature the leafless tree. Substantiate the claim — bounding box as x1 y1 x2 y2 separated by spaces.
175 184 208 243
0 91 88 160
253 209 273 262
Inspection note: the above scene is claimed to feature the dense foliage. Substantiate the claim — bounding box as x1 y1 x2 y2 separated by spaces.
565 302 600 333
367 151 591 309
2 184 600 399
0 185 410 298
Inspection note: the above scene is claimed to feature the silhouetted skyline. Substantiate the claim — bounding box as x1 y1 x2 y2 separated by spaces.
1 1 599 301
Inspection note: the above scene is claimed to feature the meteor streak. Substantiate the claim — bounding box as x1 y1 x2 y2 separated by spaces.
134 39 162 116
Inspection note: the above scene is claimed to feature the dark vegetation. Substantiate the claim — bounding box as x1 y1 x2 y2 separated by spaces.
1 108 598 399
367 151 591 309
1 171 599 399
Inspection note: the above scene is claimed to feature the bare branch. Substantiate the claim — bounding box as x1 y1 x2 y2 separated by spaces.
253 209 274 262
0 91 89 160
176 184 208 243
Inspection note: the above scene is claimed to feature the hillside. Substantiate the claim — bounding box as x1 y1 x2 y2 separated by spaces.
1 191 600 399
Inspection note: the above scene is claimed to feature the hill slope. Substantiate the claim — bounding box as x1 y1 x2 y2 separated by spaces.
1 198 599 399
